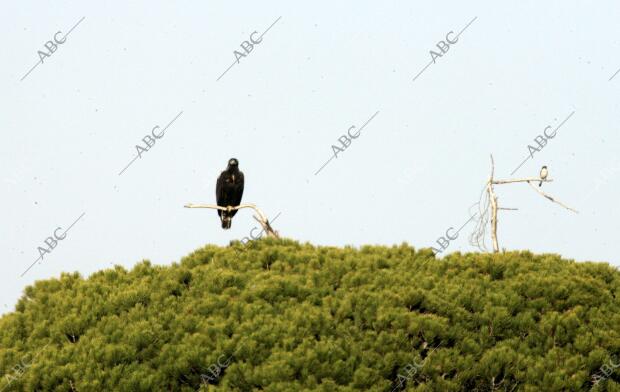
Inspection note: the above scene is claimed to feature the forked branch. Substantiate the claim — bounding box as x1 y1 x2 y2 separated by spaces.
184 203 280 238
470 154 576 254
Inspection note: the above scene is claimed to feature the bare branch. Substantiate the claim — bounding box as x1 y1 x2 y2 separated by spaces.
471 155 576 253
493 178 553 185
185 203 253 211
488 183 499 253
525 181 578 214
184 203 280 238
252 215 279 238
488 155 499 253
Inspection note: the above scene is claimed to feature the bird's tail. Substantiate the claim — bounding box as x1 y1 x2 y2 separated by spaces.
539 181 543 187
221 214 232 229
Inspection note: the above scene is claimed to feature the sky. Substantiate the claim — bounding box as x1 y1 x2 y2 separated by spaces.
1 1 619 314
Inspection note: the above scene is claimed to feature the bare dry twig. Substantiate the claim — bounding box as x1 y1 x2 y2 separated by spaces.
526 181 578 214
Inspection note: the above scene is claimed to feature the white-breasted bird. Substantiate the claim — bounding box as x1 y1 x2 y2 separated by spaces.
539 166 548 187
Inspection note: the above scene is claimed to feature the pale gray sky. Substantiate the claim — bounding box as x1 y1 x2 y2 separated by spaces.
1 1 619 313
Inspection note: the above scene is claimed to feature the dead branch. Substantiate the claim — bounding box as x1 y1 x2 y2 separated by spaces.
492 178 553 185
488 155 499 253
470 154 577 254
525 181 578 214
252 215 279 238
184 203 280 238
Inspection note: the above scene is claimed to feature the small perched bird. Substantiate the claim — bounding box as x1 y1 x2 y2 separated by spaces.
216 158 245 229
539 165 548 187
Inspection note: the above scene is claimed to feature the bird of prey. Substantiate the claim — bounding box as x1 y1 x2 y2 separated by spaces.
539 166 548 187
216 158 244 229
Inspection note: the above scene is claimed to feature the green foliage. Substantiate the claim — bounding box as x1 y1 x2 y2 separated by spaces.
1 240 619 391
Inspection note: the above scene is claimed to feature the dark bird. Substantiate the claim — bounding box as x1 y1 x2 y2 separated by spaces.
539 165 548 187
216 158 244 229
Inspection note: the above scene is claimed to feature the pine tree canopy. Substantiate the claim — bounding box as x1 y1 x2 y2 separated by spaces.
1 239 619 391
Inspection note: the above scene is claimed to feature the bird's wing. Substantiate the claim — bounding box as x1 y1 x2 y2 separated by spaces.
216 172 227 215
231 171 244 206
